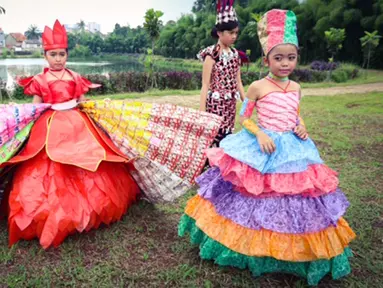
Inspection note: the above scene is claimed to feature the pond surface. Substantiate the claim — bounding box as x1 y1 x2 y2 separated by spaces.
0 58 149 89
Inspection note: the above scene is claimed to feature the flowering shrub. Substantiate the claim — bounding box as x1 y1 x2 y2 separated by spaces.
13 66 359 99
310 61 340 71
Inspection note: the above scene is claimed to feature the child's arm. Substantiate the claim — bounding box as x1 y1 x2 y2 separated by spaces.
239 82 276 154
199 56 215 112
293 88 309 140
239 82 258 123
32 95 43 104
236 70 245 102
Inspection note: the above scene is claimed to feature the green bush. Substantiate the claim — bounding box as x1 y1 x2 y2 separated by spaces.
2 48 7 59
32 50 43 58
11 85 27 100
85 74 112 95
338 64 359 79
241 72 263 85
69 45 92 58
331 70 349 83
311 71 328 82
14 63 360 100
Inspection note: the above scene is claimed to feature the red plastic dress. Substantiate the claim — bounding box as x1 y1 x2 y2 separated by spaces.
0 69 140 248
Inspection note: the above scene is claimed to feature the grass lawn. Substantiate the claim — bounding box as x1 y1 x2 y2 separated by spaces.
0 92 382 287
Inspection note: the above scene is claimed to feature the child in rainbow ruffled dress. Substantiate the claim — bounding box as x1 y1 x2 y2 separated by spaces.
179 9 356 285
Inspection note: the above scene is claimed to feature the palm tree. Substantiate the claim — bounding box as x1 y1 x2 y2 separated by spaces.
25 25 41 40
76 20 86 33
143 9 164 53
0 6 5 14
143 9 164 89
360 31 382 71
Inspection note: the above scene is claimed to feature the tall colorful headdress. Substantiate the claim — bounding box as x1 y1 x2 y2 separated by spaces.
257 9 298 56
215 0 238 25
42 20 68 51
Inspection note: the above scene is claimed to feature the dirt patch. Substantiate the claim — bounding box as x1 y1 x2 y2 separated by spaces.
304 82 383 96
346 103 362 108
349 142 383 162
373 219 383 229
312 139 332 151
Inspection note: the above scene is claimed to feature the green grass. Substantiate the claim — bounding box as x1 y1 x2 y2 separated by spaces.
0 93 382 287
5 89 201 104
93 89 200 100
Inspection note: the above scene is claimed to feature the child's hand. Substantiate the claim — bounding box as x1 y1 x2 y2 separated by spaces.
294 124 309 140
256 131 276 154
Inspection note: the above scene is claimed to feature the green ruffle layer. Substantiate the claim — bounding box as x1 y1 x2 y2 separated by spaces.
178 214 352 286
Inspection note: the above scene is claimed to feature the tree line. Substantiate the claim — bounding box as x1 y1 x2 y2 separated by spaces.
8 0 383 68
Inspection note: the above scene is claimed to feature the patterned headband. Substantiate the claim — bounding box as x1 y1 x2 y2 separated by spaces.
215 0 238 25
257 9 299 55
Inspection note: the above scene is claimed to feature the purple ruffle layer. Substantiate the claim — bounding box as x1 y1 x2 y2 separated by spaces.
197 168 349 234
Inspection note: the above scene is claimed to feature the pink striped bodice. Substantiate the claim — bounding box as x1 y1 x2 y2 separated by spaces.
256 91 300 132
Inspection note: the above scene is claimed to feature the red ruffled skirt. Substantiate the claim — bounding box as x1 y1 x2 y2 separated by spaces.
1 109 140 248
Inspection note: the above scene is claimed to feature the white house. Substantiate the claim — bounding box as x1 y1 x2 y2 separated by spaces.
22 38 42 51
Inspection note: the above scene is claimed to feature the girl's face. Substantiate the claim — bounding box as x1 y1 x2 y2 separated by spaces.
218 27 239 46
264 44 298 78
45 49 67 70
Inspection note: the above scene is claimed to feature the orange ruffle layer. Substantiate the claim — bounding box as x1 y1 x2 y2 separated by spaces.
185 195 356 262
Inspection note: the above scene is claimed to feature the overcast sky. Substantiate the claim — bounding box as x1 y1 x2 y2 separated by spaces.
0 0 195 34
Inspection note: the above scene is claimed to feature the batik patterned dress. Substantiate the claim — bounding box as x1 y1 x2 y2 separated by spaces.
198 44 241 146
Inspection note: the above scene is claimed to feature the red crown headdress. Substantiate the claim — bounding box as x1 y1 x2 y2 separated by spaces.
42 20 68 51
216 0 238 25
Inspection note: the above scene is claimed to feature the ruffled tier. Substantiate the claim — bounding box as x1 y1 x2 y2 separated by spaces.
0 103 51 148
1 110 129 172
184 195 356 262
206 149 338 197
219 129 323 174
197 169 349 234
0 122 33 168
8 149 140 249
179 215 353 286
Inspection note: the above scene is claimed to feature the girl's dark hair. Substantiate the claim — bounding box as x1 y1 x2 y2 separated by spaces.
44 49 69 55
211 21 239 38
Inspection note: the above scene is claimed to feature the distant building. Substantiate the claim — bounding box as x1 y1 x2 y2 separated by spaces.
5 33 26 51
64 22 101 34
0 28 5 48
64 24 79 33
22 38 42 51
87 22 101 33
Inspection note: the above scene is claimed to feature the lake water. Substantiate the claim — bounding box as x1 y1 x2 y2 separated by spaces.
0 58 148 89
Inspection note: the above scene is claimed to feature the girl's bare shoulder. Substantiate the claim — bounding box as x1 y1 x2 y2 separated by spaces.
288 80 301 91
249 78 268 89
247 79 267 100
